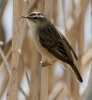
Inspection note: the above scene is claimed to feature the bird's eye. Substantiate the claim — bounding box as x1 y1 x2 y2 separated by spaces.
33 17 37 19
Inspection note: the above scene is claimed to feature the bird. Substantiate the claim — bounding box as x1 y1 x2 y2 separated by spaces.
20 12 83 82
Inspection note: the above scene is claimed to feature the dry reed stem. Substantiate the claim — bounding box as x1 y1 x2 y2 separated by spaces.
48 81 64 100
18 0 39 48
71 1 79 99
18 1 30 48
84 65 92 100
78 90 86 100
0 0 8 18
6 0 19 99
81 48 92 67
6 0 36 99
62 0 72 99
0 46 11 75
55 88 67 100
0 45 11 98
19 50 38 100
0 42 11 98
40 0 53 100
19 86 28 99
29 0 40 13
0 69 9 98
62 0 67 33
84 1 92 99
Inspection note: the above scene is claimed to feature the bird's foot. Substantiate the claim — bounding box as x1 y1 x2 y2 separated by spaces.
40 60 57 67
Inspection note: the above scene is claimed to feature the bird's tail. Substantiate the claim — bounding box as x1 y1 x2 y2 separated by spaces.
71 64 83 83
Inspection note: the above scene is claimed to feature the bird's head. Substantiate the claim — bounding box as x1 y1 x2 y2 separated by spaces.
20 12 48 29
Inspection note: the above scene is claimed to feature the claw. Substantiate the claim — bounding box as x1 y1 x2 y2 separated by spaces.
40 62 50 67
40 60 57 67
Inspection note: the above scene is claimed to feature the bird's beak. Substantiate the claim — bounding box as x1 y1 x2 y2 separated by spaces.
20 16 29 18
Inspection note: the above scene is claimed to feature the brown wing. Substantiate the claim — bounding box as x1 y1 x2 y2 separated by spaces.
56 28 78 60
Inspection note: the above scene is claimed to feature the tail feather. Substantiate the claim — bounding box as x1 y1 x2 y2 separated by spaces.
64 58 83 82
71 64 83 83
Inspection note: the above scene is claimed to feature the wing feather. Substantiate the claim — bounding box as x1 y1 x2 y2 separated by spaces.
56 28 78 60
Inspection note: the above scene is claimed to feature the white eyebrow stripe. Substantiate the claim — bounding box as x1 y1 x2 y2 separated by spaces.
28 12 45 18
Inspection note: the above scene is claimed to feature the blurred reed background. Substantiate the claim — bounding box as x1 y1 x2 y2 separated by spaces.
0 0 92 100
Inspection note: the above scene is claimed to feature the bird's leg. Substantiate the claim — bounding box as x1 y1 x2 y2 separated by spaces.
40 60 57 67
